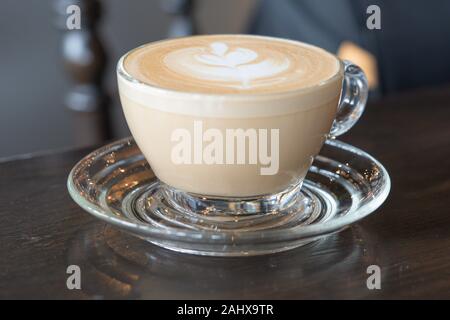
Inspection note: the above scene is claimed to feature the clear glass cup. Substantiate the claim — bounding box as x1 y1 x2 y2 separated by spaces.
117 36 368 217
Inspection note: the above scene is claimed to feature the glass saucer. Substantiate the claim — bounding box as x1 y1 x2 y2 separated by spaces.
67 137 390 256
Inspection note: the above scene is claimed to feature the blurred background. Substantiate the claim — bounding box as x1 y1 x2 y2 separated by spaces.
1 0 449 158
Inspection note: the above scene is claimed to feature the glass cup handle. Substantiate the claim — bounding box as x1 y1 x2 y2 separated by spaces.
330 60 369 137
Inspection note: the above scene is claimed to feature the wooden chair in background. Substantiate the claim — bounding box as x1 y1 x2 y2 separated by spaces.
54 0 196 147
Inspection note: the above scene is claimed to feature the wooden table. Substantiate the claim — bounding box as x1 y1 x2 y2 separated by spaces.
1 86 449 299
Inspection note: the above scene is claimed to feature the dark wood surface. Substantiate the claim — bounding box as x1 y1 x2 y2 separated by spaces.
1 85 450 299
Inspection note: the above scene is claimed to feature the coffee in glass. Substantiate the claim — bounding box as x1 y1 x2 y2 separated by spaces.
118 35 367 216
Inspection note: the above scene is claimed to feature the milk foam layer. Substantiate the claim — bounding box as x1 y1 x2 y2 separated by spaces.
124 35 341 94
119 36 343 118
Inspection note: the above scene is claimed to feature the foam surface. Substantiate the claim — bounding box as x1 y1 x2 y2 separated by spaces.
124 35 340 94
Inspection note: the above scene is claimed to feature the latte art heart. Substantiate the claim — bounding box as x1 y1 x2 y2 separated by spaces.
196 42 258 67
165 42 291 89
124 35 340 94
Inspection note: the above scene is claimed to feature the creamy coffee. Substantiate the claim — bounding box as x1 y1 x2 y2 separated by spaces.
118 35 344 197
124 35 340 94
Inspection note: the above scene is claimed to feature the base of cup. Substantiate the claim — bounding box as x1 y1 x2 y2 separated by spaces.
153 181 319 232
162 182 304 215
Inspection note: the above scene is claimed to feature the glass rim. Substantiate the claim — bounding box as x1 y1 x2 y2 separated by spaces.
117 34 345 100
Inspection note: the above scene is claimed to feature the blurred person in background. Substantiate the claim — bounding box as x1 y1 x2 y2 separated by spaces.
249 0 450 96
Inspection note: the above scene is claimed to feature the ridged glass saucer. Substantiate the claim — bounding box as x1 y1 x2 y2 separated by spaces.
67 137 390 256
